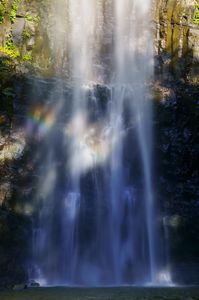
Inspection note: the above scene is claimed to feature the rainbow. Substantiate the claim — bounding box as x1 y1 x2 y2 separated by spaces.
27 105 55 137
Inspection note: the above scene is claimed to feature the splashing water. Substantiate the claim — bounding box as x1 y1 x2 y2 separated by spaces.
31 0 171 286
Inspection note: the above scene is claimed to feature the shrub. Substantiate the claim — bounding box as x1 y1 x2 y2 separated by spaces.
0 0 6 24
193 4 199 25
22 53 32 61
10 0 21 23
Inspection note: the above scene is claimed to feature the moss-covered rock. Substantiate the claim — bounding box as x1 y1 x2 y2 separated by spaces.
154 0 199 83
0 0 54 75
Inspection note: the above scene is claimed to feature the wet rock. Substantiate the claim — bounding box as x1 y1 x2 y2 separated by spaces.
12 18 25 45
0 207 32 289
26 37 35 51
28 280 40 287
0 136 25 162
0 183 11 206
13 284 27 290
163 215 182 228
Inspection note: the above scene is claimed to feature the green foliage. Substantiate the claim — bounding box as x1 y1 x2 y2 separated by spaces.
193 4 199 25
25 15 33 21
22 30 31 40
0 35 20 59
22 53 32 61
0 58 11 66
0 0 6 24
10 0 21 23
0 47 20 59
5 35 15 50
10 9 16 23
0 0 21 24
25 14 40 23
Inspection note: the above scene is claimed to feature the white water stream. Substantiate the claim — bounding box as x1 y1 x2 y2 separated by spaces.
31 0 171 286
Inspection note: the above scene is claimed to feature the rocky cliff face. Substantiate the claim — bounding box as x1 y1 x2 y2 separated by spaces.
153 0 199 284
0 0 54 75
154 0 199 82
1 0 198 77
0 0 199 287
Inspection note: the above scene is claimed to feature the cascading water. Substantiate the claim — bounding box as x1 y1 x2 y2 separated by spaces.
31 0 169 286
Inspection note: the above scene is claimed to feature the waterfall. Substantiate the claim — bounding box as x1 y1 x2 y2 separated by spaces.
31 0 168 286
